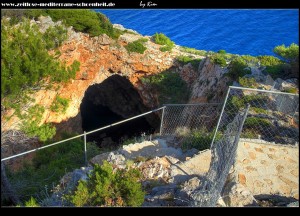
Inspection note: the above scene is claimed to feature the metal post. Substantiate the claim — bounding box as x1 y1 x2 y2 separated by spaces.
160 106 166 135
84 131 87 166
210 86 231 149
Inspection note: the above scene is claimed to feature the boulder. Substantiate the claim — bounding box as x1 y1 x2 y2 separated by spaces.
222 181 258 207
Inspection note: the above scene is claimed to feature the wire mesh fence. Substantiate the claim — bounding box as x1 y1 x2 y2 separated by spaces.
160 104 221 151
1 87 299 206
190 104 250 207
1 136 98 203
1 107 164 205
213 86 299 147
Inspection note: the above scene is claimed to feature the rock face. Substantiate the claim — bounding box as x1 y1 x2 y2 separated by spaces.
190 58 231 103
1 17 180 132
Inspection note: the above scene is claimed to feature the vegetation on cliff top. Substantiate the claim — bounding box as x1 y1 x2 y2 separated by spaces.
1 17 81 142
140 70 190 105
2 9 121 39
125 38 148 54
153 33 175 52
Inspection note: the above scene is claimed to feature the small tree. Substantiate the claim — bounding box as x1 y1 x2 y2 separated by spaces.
273 43 299 80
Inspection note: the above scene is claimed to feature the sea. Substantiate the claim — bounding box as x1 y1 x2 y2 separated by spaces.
96 9 299 56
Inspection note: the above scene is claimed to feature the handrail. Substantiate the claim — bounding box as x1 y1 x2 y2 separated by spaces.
1 106 165 162
229 86 299 96
162 103 221 106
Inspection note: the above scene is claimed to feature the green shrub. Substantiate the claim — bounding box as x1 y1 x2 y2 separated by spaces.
153 33 174 52
1 18 79 100
180 46 207 56
125 39 147 54
283 87 298 94
227 57 251 80
7 134 101 203
181 128 222 151
241 55 259 65
140 70 190 105
66 161 145 206
244 117 272 128
50 96 70 113
241 129 258 139
4 9 121 39
24 197 40 207
44 10 101 37
122 138 136 145
257 55 284 79
136 38 148 43
43 25 67 50
218 50 226 54
238 77 257 88
273 43 299 79
176 55 201 70
20 104 56 142
211 54 227 67
229 94 269 110
252 107 268 114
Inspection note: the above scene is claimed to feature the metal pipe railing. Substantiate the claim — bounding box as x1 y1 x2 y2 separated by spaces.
229 86 299 96
1 106 165 162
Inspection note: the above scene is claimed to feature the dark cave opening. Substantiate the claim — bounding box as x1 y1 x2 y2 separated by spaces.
80 75 160 148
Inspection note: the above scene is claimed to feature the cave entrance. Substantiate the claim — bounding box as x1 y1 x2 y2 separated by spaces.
80 75 160 148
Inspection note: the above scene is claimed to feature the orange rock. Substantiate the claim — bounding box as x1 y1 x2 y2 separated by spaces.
238 173 247 185
248 152 256 160
254 147 263 153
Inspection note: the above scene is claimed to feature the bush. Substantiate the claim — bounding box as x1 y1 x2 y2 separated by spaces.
43 10 111 37
283 87 298 94
226 57 251 80
66 161 145 206
180 46 207 56
1 18 79 100
181 128 222 151
50 96 70 113
211 54 227 67
244 117 272 128
241 129 258 139
238 77 257 88
4 9 121 39
140 70 190 105
153 33 174 52
7 134 101 203
218 50 226 54
229 94 269 110
20 105 56 142
176 55 202 70
125 39 147 54
257 55 284 79
24 197 40 207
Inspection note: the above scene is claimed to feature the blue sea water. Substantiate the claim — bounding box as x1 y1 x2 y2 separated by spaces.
96 9 299 56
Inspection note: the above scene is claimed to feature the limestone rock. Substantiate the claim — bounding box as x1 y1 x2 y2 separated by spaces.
222 182 258 207
89 151 112 165
143 184 177 206
97 34 112 45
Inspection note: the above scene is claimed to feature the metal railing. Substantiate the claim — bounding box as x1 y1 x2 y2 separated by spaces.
1 107 165 162
1 86 299 205
211 86 299 148
1 106 165 202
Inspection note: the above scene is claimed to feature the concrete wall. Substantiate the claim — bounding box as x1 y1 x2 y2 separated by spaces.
235 139 299 199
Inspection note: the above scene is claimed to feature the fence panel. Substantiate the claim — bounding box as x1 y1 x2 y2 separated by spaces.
212 87 299 147
190 105 250 206
160 104 221 151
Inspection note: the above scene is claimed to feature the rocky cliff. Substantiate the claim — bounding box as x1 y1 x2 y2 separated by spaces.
2 16 200 133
